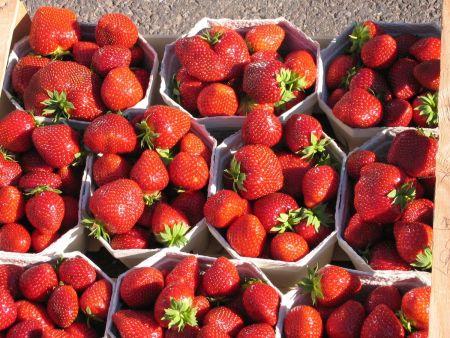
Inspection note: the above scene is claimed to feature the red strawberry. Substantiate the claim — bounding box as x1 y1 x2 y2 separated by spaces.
348 67 392 101
401 198 433 224
284 50 317 90
92 45 131 77
0 186 24 223
120 267 164 308
369 241 412 271
101 67 143 110
409 37 441 62
0 150 22 187
366 286 402 313
133 68 150 93
197 325 230 338
58 257 97 292
0 264 23 299
388 58 421 100
110 227 150 250
237 98 275 116
138 105 191 150
408 331 428 338
413 59 440 91
165 256 200 291
361 34 397 69
15 300 54 329
151 202 190 247
31 230 59 252
395 33 418 56
95 154 131 187
7 320 44 337
383 98 413 127
343 213 382 250
19 171 62 191
302 165 339 208
171 191 206 225
169 152 209 191
72 41 99 67
250 51 281 62
203 307 244 336
242 281 279 325
226 214 266 257
346 150 377 180
193 295 210 324
284 114 324 155
173 68 204 113
327 88 347 108
113 310 163 338
401 286 430 331
25 187 64 234
196 83 238 117
348 21 383 52
20 150 53 173
241 109 282 147
79 279 111 320
293 205 333 247
394 221 432 268
225 144 283 200
19 263 58 302
61 195 78 231
326 300 365 338
326 55 356 89
283 305 323 338
95 13 138 48
47 285 78 328
29 6 80 56
411 93 438 128
58 166 82 196
65 322 98 338
0 223 31 253
202 257 240 297
333 88 382 127
12 56 50 97
0 110 35 153
276 152 312 199
0 288 16 331
360 304 405 338
204 190 250 229
237 324 274 338
245 24 285 53
253 192 298 232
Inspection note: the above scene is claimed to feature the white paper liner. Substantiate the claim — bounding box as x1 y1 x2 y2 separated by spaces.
318 21 441 150
105 250 284 338
3 23 159 129
160 17 321 131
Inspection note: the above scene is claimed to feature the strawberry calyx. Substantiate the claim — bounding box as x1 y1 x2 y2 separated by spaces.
143 191 162 206
411 247 433 270
237 96 259 116
274 68 307 107
299 204 334 233
300 134 330 161
417 128 437 139
41 90 75 121
156 148 174 165
241 278 265 290
271 208 302 233
224 156 247 193
340 66 359 89
200 30 223 46
49 46 72 60
387 181 416 210
137 120 160 150
163 297 198 332
0 147 17 162
415 92 439 127
82 218 111 242
156 223 190 247
297 265 324 305
348 23 372 53
397 310 415 333
24 185 62 196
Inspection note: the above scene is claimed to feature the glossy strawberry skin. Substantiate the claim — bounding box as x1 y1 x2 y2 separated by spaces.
284 50 317 90
79 279 112 320
0 223 31 253
93 154 131 187
174 68 204 113
20 150 53 173
203 306 244 336
242 282 279 326
237 323 274 338
165 256 200 291
401 198 434 224
172 191 206 225
204 190 250 229
92 45 131 77
327 88 347 108
113 309 163 338
19 263 58 302
19 171 62 191
110 227 150 250
413 59 440 91
72 41 99 67
253 192 298 232
151 202 189 237
394 221 432 264
388 58 421 100
130 150 169 193
197 324 230 338
277 152 312 199
284 114 323 153
58 257 97 292
120 267 164 309
349 67 392 101
326 300 365 338
226 214 267 258
343 213 382 250
302 165 339 208
12 56 51 97
0 110 35 153
346 150 377 180
46 285 79 328
95 13 138 48
360 304 405 338
409 37 441 62
196 83 238 117
284 305 323 338
326 55 356 90
0 264 24 299
245 24 285 53
365 285 402 314
15 300 54 329
242 109 282 147
369 241 412 271
26 191 64 234
202 257 240 298
361 34 397 69
0 154 22 187
169 152 209 191
401 286 430 330
383 98 413 127
0 289 17 331
101 67 143 111
0 186 24 224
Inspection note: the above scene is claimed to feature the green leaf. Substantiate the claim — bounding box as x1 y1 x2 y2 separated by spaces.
388 181 416 210
397 310 415 333
271 208 302 233
40 89 74 122
415 92 438 127
348 23 371 54
411 247 432 270
162 297 198 332
143 191 162 206
300 134 331 162
136 120 159 150
224 156 247 193
156 223 190 247
297 265 324 305
82 218 110 242
299 204 334 233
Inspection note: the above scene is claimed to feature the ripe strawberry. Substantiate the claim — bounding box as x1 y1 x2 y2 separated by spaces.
275 89 306 115
179 132 211 164
65 322 98 338
293 205 333 247
237 97 275 116
241 109 282 147
387 129 437 178
110 227 150 250
0 288 17 331
388 57 421 100
165 256 200 291
284 114 323 154
366 285 402 314
276 152 312 198
0 110 35 153
348 67 392 101
401 198 434 224
19 171 62 191
327 88 347 108
394 221 432 268
58 257 96 292
138 105 191 150
302 165 339 208
284 50 317 90
253 192 299 232
113 309 163 338
204 190 250 229
245 24 285 53
383 98 413 127
226 214 266 257
202 257 240 297
401 286 430 331
395 33 418 57
283 305 323 338
203 306 244 336
360 304 405 338
151 202 190 247
72 41 99 67
361 34 397 69
92 45 131 77
408 331 428 338
333 88 382 127
29 6 80 56
299 266 361 307
409 37 441 62
172 191 206 225
95 13 138 48
101 67 143 110
0 223 31 253
0 264 23 299
411 93 438 128
20 150 53 173
343 213 382 250
7 319 44 337
225 144 283 200
15 300 54 329
193 296 210 324
173 68 204 113
120 267 164 308
326 300 365 338
130 149 169 196
31 230 59 252
58 166 82 196
0 186 24 223
133 68 150 93
197 325 230 338
237 323 274 338
79 279 111 320
19 263 58 302
25 187 64 234
169 152 209 191
413 59 440 91
242 281 279 325
326 55 356 89
0 150 22 187
60 195 78 231
346 150 377 180
47 285 78 328
196 83 238 117
250 51 281 62
12 56 50 97
369 241 412 271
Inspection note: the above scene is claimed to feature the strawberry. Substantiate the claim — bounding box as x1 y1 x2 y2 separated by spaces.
95 13 138 48
409 331 428 338
0 264 23 299
101 67 143 110
413 59 440 91
237 324 274 338
333 88 382 127
179 132 211 164
348 67 392 101
284 114 324 155
19 263 58 302
283 305 323 338
225 144 283 200
193 295 210 324
343 213 382 250
203 306 244 336
284 50 317 90
250 51 281 62
302 165 339 208
383 98 413 127
226 214 266 257
92 45 131 77
395 33 418 56
360 304 405 338
169 152 209 191
60 195 78 231
369 241 412 271
411 93 438 127
394 221 432 268
409 37 441 62
0 223 31 253
171 191 206 225
15 300 54 329
275 90 306 115
348 21 383 52
19 171 62 191
83 114 137 154
58 257 97 292
165 256 200 291
133 68 150 93
12 56 50 97
138 105 191 150
387 129 437 178
42 328 74 337
202 257 240 298
245 24 285 53
361 34 397 69
204 190 250 229
120 267 164 308
113 310 163 338
237 97 275 116
151 202 190 247
299 266 361 307
327 88 347 108
0 110 35 153
130 150 169 197
326 300 365 338
366 285 402 314
0 186 24 223
253 192 299 232
401 286 430 331
173 68 204 113
388 57 421 100
31 230 59 252
241 109 282 147
197 325 230 338
326 55 356 90
0 150 22 187
79 279 111 320
293 205 333 247
110 227 150 250
401 198 434 224
196 83 238 117
346 150 377 180
135 205 155 227
242 281 279 325
47 285 78 328
276 152 312 199
58 166 82 196
29 6 80 56
65 322 98 338
0 289 16 331
72 41 99 67
21 150 53 173
7 320 44 337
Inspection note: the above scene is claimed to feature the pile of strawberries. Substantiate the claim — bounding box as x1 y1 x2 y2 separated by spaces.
0 110 82 253
11 6 149 121
326 20 440 128
344 129 436 271
205 113 340 262
113 255 280 337
82 106 211 250
284 265 430 338
172 23 317 117
0 256 112 337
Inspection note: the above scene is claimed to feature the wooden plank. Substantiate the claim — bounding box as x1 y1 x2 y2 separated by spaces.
430 0 450 336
